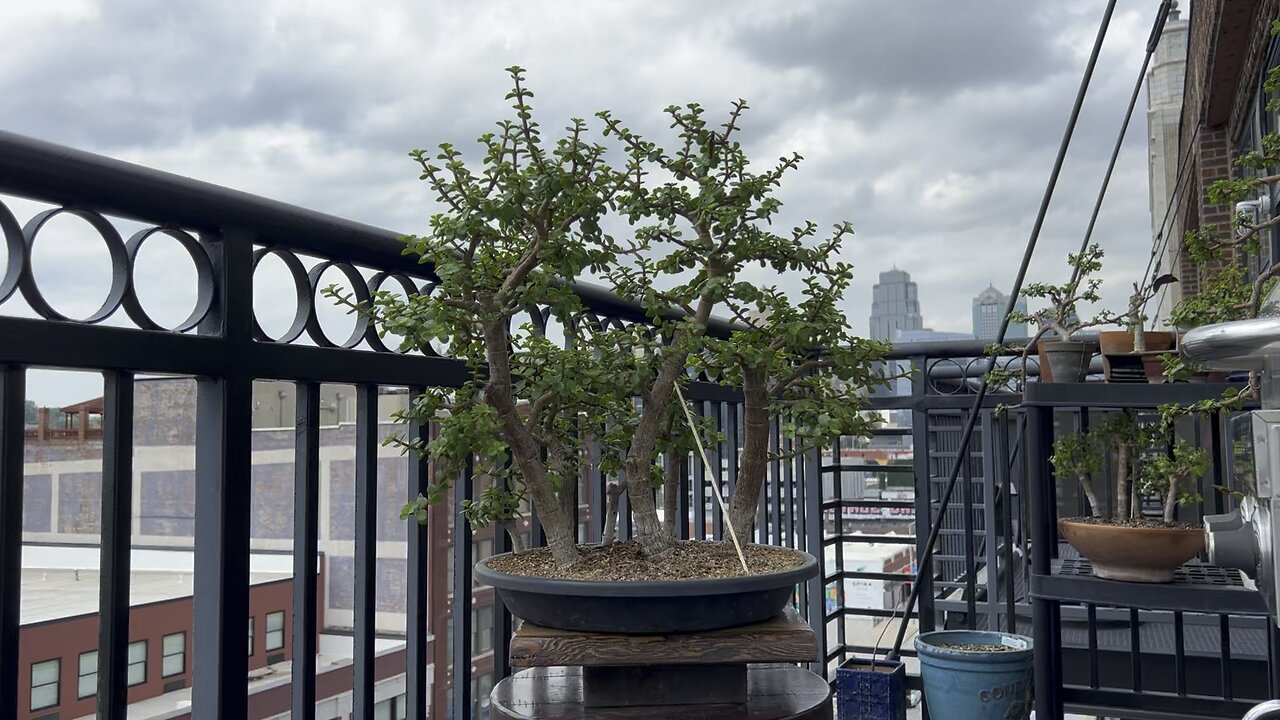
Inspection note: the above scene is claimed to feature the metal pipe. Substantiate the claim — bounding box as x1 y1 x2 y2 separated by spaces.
1244 700 1280 720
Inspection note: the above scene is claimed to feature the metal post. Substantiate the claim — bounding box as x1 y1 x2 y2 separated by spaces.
292 382 320 718
1028 404 1059 720
99 371 134 720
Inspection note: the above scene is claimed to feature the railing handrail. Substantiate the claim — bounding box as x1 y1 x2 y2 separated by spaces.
0 130 744 335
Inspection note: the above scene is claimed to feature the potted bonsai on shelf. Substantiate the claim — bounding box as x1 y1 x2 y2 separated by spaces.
1051 409 1211 582
332 68 887 634
986 244 1113 386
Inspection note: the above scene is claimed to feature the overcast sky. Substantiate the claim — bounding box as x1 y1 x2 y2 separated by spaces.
2 0 1166 405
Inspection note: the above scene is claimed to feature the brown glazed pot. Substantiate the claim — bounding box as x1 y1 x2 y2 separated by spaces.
1058 518 1203 582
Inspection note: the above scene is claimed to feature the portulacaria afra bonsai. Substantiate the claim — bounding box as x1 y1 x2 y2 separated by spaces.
330 68 886 569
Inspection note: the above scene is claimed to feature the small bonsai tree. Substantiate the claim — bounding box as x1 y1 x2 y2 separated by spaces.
335 68 887 569
986 244 1114 389
1051 410 1209 525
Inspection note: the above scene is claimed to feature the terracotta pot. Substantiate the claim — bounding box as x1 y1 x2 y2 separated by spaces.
1140 354 1166 383
1097 330 1176 355
1058 518 1203 582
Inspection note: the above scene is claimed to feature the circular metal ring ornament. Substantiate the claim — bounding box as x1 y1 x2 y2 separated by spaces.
19 207 129 324
364 271 422 353
0 200 22 305
120 226 215 332
251 248 311 343
305 260 370 349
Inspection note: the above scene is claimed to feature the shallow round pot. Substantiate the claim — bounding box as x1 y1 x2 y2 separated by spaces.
1041 340 1092 383
473 545 818 634
1059 518 1203 582
915 630 1033 720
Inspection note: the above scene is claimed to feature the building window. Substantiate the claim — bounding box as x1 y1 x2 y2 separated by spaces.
374 694 407 720
248 616 255 656
128 640 147 686
472 672 493 718
77 651 97 699
162 632 186 677
265 611 285 651
31 658 59 710
472 607 494 654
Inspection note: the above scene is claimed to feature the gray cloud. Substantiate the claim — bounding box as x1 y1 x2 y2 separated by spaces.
0 0 1161 404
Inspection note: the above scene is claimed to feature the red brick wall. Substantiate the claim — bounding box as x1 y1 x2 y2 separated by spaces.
19 576 315 720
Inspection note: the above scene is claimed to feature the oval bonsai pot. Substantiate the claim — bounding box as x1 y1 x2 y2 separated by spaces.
474 545 818 633
1040 340 1091 383
1059 518 1203 582
915 630 1033 720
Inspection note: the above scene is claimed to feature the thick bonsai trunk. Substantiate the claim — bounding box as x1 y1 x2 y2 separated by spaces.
663 452 683 539
1076 474 1103 518
623 342 689 557
1163 476 1179 524
483 321 580 567
1115 441 1130 522
725 367 769 541
600 480 625 545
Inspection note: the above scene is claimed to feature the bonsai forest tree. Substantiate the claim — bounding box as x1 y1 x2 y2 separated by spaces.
1051 410 1209 525
330 67 887 569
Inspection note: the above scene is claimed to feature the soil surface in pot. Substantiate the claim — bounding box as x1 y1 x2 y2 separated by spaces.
937 643 1018 652
485 540 804 581
1065 516 1199 530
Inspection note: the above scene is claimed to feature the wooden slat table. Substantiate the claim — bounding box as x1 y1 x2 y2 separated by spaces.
492 608 832 719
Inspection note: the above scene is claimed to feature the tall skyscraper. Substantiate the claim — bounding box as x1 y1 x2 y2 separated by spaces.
972 285 1029 341
1148 3 1188 325
869 269 923 341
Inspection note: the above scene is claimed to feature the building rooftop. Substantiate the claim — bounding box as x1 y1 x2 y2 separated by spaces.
21 568 291 626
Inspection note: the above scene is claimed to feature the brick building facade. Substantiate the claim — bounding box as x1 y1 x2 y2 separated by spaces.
1157 0 1280 316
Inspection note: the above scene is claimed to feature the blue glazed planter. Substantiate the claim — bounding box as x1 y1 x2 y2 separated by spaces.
915 631 1034 720
836 657 907 720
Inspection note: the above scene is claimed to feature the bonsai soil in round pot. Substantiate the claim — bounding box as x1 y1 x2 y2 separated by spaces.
915 630 1033 720
473 540 817 634
1039 340 1091 383
1058 517 1203 582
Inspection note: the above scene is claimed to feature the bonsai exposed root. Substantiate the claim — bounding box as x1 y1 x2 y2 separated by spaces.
601 480 626 545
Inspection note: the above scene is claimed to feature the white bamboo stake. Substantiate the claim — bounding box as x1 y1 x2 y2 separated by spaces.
674 383 750 574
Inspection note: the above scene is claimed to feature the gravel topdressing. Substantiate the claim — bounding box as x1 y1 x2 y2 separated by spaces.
937 643 1020 653
484 540 806 581
1063 516 1200 530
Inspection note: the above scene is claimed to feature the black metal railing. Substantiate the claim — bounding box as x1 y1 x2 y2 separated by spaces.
3 129 1276 720
0 130 822 720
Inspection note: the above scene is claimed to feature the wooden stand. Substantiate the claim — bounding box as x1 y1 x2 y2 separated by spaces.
491 607 832 719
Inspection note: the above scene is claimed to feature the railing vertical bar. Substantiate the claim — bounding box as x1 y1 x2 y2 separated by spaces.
1028 403 1059 720
693 403 707 540
677 453 690 541
1086 604 1099 689
710 402 723 541
960 409 976 629
997 413 1017 633
1129 607 1142 693
804 441 825 675
405 386 432 720
98 370 134 720
353 384 379 719
782 425 794 549
910 356 934 636
979 411 1001 632
452 458 476 720
1173 610 1186 696
590 436 605 543
291 382 320 720
771 417 781 546
192 229 252 720
0 367 21 720
1220 614 1234 700
832 438 845 665
493 459 513 685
